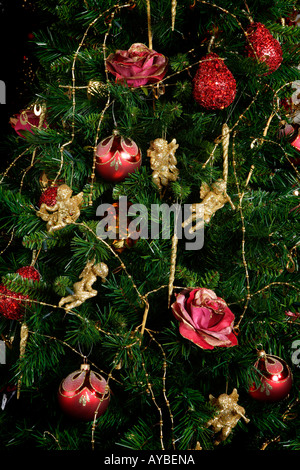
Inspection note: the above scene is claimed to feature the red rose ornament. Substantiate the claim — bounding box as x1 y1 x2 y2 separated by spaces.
171 288 238 350
106 43 168 88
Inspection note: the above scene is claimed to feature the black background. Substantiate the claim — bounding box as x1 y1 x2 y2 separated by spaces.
0 0 48 164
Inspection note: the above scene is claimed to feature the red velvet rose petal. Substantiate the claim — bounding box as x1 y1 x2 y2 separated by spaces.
179 322 214 350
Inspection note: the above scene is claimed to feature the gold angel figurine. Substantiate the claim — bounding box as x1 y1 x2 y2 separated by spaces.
182 179 235 234
147 138 179 191
206 389 250 445
58 259 109 311
36 184 83 232
199 178 235 224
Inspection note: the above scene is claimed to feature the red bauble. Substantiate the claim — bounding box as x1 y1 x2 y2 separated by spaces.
192 53 236 110
0 266 40 320
58 364 110 421
38 186 58 207
279 123 300 166
290 133 300 165
10 109 48 138
245 22 282 75
0 285 29 320
249 351 293 402
95 130 142 183
16 265 40 281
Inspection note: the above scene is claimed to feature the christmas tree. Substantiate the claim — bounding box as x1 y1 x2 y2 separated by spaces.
0 0 299 453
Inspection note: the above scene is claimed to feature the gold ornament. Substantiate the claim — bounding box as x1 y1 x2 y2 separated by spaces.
17 322 29 399
206 388 250 445
181 179 235 234
146 0 152 49
182 123 235 233
87 80 107 99
147 138 179 191
168 232 178 308
36 184 83 232
58 258 109 311
171 0 177 31
39 171 64 190
188 441 202 450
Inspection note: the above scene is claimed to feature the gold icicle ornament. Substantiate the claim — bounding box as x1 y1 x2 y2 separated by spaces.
17 322 29 399
168 231 179 308
36 184 83 233
169 124 234 308
182 123 235 234
171 0 177 31
58 258 109 311
147 138 179 192
206 388 250 445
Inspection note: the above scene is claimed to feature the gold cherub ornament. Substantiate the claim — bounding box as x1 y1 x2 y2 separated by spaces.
147 137 179 191
199 178 235 223
58 258 109 311
206 388 250 445
36 184 83 233
182 178 235 234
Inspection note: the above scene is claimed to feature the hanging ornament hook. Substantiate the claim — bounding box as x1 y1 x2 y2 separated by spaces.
34 104 42 116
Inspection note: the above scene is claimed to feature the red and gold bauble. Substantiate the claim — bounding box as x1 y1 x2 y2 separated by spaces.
290 132 300 166
193 53 236 110
58 363 110 421
0 266 40 320
245 22 282 75
279 123 300 166
10 109 47 138
249 350 293 402
95 130 142 183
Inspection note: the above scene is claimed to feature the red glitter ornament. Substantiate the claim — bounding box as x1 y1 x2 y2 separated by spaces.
245 22 282 75
58 363 110 421
38 186 58 208
95 130 142 183
249 351 293 402
16 265 41 282
193 53 236 110
0 285 29 321
0 266 40 320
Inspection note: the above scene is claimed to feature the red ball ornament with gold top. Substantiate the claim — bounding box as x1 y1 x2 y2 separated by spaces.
58 363 110 421
248 350 293 402
95 130 142 183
